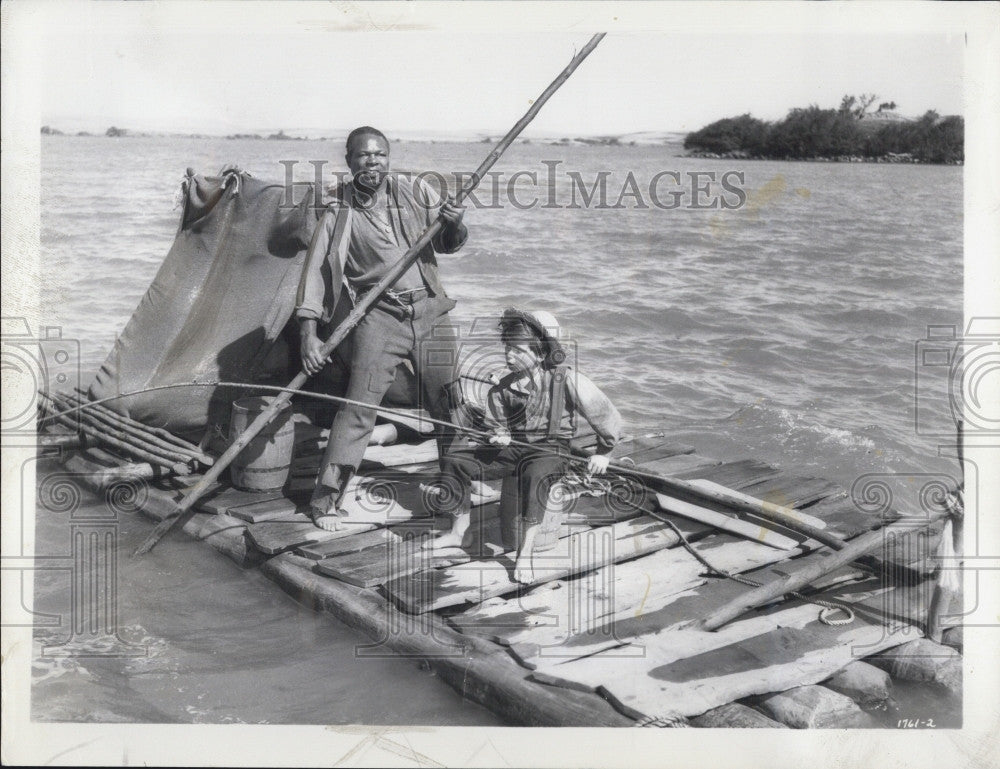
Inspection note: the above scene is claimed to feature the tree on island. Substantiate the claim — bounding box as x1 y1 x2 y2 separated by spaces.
682 113 769 155
838 93 879 120
106 126 127 137
684 95 963 163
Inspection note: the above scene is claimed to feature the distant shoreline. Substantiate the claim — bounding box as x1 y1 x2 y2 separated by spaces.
39 125 687 147
682 150 963 166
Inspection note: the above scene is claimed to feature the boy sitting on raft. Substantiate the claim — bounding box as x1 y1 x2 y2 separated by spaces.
424 308 623 583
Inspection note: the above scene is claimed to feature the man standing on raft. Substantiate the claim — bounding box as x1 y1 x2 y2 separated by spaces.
425 309 623 583
296 126 468 530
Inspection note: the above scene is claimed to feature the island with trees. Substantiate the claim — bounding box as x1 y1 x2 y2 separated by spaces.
684 95 963 164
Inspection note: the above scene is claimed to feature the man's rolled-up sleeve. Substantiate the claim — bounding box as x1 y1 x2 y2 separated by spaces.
295 209 336 321
415 176 467 254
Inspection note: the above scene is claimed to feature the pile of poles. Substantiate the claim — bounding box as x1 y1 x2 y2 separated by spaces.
38 388 214 477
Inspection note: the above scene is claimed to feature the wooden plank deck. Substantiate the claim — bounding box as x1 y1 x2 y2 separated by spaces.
61 425 944 727
526 581 928 720
444 466 879 670
383 514 712 613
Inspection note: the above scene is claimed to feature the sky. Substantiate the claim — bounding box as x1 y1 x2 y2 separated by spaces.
25 3 967 138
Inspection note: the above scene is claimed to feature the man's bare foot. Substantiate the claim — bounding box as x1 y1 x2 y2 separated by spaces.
308 507 346 532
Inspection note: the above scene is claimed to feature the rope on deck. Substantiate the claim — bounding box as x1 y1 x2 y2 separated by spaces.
633 713 689 728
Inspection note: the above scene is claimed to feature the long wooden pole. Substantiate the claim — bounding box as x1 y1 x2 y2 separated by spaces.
693 510 949 631
615 465 847 550
133 34 607 556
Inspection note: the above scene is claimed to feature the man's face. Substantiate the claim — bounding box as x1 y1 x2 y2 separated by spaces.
346 134 390 190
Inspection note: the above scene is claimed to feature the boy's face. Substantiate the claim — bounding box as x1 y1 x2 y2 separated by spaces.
504 340 543 373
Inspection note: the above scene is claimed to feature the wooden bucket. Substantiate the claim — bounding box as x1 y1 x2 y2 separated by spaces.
229 396 295 492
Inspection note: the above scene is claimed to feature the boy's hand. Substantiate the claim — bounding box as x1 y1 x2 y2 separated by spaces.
488 432 512 447
587 454 610 475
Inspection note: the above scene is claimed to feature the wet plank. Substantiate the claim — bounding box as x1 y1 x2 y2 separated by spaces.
226 496 302 523
610 435 694 461
360 438 439 469
245 515 377 555
382 513 711 614
197 485 286 516
244 474 433 556
634 453 722 478
506 551 867 671
296 527 402 560
527 582 925 720
317 514 594 588
673 458 780 489
803 495 895 540
315 508 505 586
448 532 814 648
740 474 845 510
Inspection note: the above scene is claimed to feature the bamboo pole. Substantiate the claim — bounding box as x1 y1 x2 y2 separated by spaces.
692 511 949 631
73 387 212 456
63 391 214 466
38 433 82 450
38 392 190 476
133 34 607 557
51 392 196 466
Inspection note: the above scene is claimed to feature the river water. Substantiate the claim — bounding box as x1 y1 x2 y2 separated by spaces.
31 135 962 725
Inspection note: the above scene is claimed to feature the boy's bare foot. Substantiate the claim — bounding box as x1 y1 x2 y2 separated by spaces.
512 524 540 583
513 557 535 584
422 512 473 551
421 531 467 551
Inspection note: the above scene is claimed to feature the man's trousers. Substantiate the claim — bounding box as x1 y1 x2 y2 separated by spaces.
310 294 457 514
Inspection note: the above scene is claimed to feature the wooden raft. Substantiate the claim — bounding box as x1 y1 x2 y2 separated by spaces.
57 429 939 726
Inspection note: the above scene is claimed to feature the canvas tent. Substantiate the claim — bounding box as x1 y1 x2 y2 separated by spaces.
88 168 418 439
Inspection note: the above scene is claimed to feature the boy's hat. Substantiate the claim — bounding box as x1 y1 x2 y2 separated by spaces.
500 308 566 365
